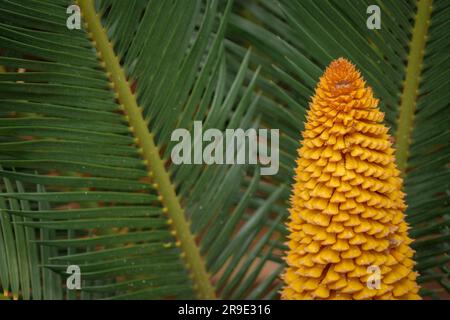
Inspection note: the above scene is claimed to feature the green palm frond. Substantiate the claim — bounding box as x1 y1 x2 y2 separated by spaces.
1 0 448 301
227 0 449 297
0 0 284 300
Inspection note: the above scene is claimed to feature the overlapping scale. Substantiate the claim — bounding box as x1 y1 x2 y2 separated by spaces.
282 58 420 300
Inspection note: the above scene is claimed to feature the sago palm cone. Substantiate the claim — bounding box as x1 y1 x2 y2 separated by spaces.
282 58 421 300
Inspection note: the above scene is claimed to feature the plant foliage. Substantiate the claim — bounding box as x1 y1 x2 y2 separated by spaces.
0 0 448 300
227 0 450 298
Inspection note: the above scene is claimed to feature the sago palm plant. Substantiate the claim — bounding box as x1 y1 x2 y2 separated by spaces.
0 0 448 300
0 0 285 300
227 0 449 299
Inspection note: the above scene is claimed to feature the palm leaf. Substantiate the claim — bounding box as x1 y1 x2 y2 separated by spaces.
227 0 449 297
1 0 448 301
0 0 284 300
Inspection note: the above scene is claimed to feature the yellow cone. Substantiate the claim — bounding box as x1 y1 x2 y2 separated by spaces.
282 58 421 300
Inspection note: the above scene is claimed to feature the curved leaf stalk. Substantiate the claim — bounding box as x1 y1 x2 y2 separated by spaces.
77 0 216 299
395 0 433 174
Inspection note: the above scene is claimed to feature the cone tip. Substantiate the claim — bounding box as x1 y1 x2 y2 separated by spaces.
329 57 355 69
325 58 357 78
322 57 361 93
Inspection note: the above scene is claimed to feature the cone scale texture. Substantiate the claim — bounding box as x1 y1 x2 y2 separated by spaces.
282 58 420 300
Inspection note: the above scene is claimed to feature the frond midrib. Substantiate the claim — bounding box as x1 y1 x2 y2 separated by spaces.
395 0 433 173
77 0 216 299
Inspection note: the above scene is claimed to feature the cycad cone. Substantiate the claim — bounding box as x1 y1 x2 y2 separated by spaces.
282 58 421 300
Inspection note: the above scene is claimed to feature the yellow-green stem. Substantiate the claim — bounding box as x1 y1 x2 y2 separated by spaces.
78 0 216 299
395 0 433 174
